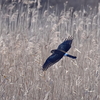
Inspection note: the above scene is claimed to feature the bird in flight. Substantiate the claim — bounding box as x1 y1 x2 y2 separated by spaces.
42 36 76 71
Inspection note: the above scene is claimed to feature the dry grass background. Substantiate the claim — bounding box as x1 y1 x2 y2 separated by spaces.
0 3 100 100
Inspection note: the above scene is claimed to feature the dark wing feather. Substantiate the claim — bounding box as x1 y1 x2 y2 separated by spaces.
42 36 75 71
42 51 64 71
57 36 73 52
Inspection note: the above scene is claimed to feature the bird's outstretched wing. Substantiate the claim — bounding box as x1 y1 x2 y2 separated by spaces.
42 50 64 71
42 36 76 71
57 36 73 52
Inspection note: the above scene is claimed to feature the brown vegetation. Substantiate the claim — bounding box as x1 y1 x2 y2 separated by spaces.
0 3 100 100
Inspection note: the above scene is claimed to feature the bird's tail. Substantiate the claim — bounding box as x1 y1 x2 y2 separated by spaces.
64 53 76 59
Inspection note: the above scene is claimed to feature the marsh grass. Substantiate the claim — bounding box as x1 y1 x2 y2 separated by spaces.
0 3 100 100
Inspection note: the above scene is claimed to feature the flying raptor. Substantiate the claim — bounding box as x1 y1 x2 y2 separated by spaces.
42 37 76 71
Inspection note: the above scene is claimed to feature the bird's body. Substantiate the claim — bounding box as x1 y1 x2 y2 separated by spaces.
42 37 76 71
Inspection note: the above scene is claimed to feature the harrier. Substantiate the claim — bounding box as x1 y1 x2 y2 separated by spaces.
42 37 76 71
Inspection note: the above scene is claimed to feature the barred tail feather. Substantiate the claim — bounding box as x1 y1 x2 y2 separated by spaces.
64 53 76 59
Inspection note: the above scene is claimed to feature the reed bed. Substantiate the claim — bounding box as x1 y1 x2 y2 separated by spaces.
0 3 100 100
